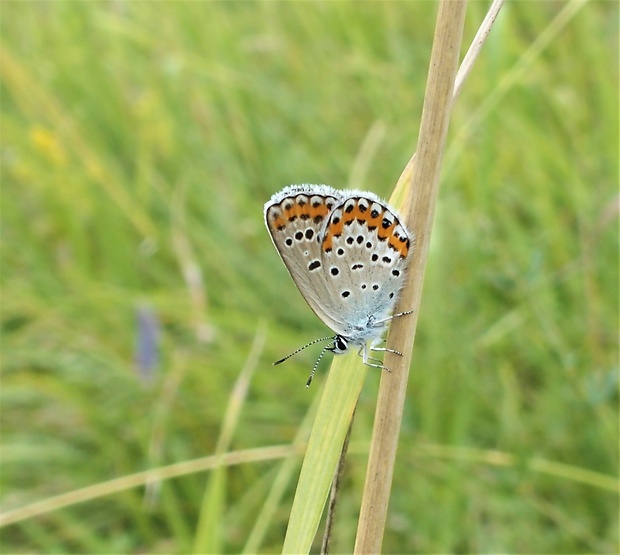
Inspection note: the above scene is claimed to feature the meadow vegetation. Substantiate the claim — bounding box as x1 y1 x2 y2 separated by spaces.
1 1 617 553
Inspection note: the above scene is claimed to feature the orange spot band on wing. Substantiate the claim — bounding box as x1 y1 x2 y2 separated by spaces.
343 204 367 224
329 218 344 237
308 202 330 219
378 221 396 240
281 198 332 224
323 212 344 252
388 235 410 257
368 210 382 229
282 202 303 221
271 215 286 230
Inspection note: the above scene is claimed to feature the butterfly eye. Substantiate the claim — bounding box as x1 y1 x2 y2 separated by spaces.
331 336 348 353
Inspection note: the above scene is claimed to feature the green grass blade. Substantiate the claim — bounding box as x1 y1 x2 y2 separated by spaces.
282 353 368 554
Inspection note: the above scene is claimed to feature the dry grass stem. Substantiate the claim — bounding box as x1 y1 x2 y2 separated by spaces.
354 1 468 552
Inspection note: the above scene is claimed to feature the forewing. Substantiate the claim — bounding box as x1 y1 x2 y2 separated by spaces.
264 185 348 333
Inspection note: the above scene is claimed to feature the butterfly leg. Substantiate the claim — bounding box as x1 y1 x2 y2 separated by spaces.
358 344 382 366
364 312 410 360
369 337 402 356
371 347 402 356
357 344 390 371
374 310 414 326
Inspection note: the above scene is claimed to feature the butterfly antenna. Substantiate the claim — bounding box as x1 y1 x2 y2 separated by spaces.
273 336 334 366
306 344 330 388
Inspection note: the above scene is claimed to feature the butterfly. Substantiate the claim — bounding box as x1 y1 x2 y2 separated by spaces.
264 184 413 386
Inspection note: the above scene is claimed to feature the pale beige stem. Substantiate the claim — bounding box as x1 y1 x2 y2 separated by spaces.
354 1 468 553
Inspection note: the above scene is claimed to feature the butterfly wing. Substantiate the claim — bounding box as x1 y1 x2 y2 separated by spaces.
264 185 349 334
318 193 413 339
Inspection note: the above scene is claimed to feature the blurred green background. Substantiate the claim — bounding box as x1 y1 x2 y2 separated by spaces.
1 1 618 553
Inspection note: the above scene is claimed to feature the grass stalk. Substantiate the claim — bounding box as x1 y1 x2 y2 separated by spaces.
354 1 468 552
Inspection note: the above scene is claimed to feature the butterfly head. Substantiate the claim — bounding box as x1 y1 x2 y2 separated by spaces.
325 334 349 355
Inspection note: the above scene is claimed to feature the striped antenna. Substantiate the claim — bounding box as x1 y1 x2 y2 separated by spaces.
305 345 332 388
272 336 335 366
273 336 336 388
